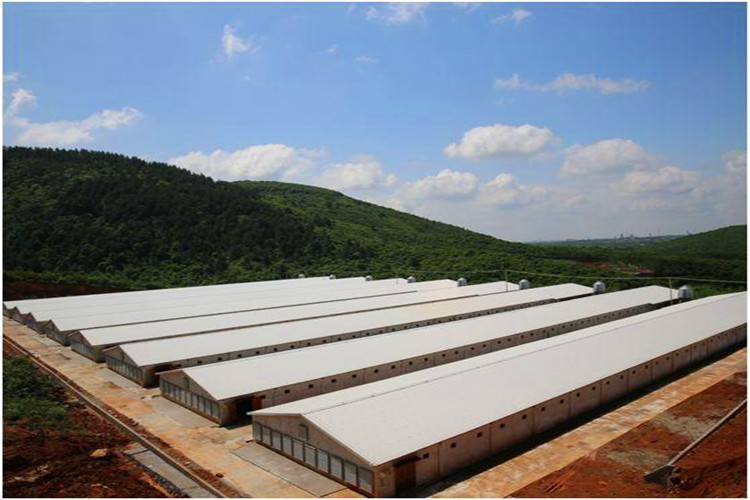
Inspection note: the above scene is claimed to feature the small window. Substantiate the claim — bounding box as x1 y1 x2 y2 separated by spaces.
197 361 203 365
560 399 565 404
237 354 242 358
308 384 314 389
476 432 483 438
499 423 505 429
591 386 596 391
541 407 546 412
260 395 266 400
255 351 261 355
374 369 379 373
352 374 357 378
409 361 413 365
331 379 337 383
298 424 309 441
391 365 396 370
217 357 223 361
522 414 527 420
284 389 290 394
422 453 430 459
450 443 457 449
576 392 581 397
273 348 278 352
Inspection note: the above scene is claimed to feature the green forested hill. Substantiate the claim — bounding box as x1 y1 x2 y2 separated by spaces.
642 225 746 260
3 147 611 289
3 147 745 294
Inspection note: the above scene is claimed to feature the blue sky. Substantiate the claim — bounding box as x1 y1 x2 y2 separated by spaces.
4 2 747 241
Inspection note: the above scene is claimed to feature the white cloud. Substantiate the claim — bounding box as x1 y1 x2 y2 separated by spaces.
444 123 558 161
492 9 532 25
354 55 378 64
478 173 548 208
325 44 339 55
221 24 259 59
366 3 427 25
453 3 481 12
493 73 524 90
560 139 656 176
494 73 650 95
168 144 323 182
6 88 36 121
3 72 21 83
16 108 142 146
723 150 747 174
619 166 701 194
316 156 397 191
6 88 142 146
402 169 479 200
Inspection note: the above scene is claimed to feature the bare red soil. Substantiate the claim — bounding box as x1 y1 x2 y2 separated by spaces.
513 371 747 498
3 350 171 498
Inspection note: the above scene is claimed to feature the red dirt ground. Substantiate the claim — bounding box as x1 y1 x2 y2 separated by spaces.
513 371 747 498
3 351 172 498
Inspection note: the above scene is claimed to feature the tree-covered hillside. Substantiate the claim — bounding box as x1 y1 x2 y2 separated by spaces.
643 225 746 260
3 147 745 296
3 147 614 289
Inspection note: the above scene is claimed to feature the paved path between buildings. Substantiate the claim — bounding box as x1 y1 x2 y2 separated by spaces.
233 443 346 497
424 348 747 498
4 318 362 498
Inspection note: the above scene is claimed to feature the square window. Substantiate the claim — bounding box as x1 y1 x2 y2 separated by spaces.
476 432 483 438
450 443 457 449
499 423 505 429
422 453 430 459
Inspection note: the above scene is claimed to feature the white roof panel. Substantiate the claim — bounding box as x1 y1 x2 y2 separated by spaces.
5 276 348 314
13 277 389 318
120 282 602 367
184 285 666 401
79 281 518 347
51 280 457 332
31 279 441 323
254 292 746 465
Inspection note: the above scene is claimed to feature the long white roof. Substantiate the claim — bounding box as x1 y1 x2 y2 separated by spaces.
183 285 669 401
253 292 746 466
117 283 596 367
50 280 457 333
11 277 384 318
5 276 347 314
29 278 431 323
80 281 519 347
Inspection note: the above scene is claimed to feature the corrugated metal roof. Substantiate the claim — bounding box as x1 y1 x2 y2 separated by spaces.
118 282 595 367
183 285 665 401
12 277 384 318
5 276 346 314
30 279 427 323
253 292 746 466
50 280 457 333
80 281 519 347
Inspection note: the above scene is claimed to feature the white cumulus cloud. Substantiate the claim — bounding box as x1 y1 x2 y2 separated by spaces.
560 139 656 176
402 169 479 200
444 123 558 161
3 72 21 83
494 73 650 95
619 166 701 194
492 9 532 25
723 150 747 174
6 88 142 146
222 24 260 59
316 156 397 191
366 3 427 25
168 144 322 182
478 173 549 208
354 55 379 64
